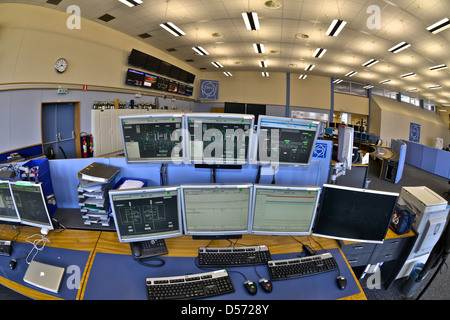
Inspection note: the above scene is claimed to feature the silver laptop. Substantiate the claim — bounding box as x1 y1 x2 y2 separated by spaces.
23 261 65 293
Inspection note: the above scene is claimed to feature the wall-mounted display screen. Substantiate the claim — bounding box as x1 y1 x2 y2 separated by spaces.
125 69 144 87
143 74 158 88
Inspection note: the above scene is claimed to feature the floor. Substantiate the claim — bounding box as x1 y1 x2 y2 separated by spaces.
0 159 448 300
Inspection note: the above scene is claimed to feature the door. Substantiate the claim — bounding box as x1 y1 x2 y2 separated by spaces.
42 102 78 159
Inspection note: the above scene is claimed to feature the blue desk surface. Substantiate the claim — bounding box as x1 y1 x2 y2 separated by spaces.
83 248 361 300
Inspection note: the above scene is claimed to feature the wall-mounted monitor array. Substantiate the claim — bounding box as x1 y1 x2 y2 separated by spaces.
119 114 322 168
126 49 195 96
0 180 54 233
108 183 399 245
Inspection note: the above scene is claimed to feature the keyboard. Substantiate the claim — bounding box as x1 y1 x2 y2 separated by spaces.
267 252 339 281
197 245 271 267
146 269 235 300
0 240 12 256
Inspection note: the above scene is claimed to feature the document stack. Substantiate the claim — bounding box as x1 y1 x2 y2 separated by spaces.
77 162 120 226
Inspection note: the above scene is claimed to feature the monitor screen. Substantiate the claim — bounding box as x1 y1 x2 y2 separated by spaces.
128 49 148 68
246 104 266 123
0 180 20 223
168 80 178 93
184 113 254 165
120 114 183 163
312 184 399 243
143 73 158 89
144 55 161 73
178 70 188 82
158 61 172 77
186 73 196 84
169 66 181 80
109 186 182 243
181 184 252 237
185 85 194 96
156 77 169 91
256 115 321 167
250 185 321 236
9 181 53 230
125 69 144 87
224 102 245 114
178 83 186 95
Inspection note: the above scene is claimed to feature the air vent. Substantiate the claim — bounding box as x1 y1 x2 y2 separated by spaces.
46 0 63 5
264 0 282 9
98 14 115 22
185 59 195 62
138 33 152 39
166 48 177 52
199 67 207 70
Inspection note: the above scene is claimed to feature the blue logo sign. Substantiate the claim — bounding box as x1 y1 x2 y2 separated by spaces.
409 123 421 143
313 142 328 159
200 79 219 100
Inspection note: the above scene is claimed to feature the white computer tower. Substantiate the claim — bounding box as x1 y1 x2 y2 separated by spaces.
396 186 449 279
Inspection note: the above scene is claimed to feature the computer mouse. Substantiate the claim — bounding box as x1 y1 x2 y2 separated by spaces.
9 259 16 270
259 278 272 293
243 280 258 295
336 275 347 290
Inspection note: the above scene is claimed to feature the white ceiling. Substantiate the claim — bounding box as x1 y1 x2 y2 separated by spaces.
6 0 450 105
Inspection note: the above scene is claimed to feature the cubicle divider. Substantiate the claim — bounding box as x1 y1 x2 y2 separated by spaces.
391 139 407 184
403 140 450 179
49 140 333 209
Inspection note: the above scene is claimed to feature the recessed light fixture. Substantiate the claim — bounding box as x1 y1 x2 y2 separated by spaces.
407 88 418 92
345 71 357 77
326 19 347 37
379 79 391 84
212 62 224 68
333 79 343 84
242 12 260 30
305 64 315 71
118 0 143 7
429 64 448 71
192 46 209 55
426 18 450 34
299 75 308 79
313 48 327 58
160 22 185 37
253 43 265 54
363 84 374 89
262 72 269 77
362 59 379 67
401 72 416 78
223 71 233 77
259 61 267 68
388 42 411 53
429 85 442 89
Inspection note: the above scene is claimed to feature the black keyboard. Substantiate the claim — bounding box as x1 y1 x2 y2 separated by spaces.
268 252 339 281
197 245 271 267
146 269 235 300
0 240 12 256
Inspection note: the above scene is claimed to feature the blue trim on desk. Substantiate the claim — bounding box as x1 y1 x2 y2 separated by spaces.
83 248 361 300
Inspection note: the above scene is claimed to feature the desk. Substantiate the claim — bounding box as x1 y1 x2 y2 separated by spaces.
0 225 366 300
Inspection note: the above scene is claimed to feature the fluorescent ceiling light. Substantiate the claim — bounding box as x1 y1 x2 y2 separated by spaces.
429 85 442 89
192 46 209 55
326 19 347 37
345 71 357 77
259 61 267 68
212 62 224 68
401 72 416 78
223 71 233 77
429 64 448 71
363 84 374 89
407 88 418 92
253 43 265 54
333 79 343 84
299 75 307 79
160 22 185 37
426 18 450 34
242 12 260 30
379 79 391 84
313 48 327 58
305 64 315 71
388 42 411 53
118 0 143 7
362 59 379 67
262 72 269 77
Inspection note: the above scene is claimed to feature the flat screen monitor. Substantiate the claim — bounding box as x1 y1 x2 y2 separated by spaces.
178 83 186 95
181 184 253 238
144 55 161 73
9 181 53 231
250 185 321 236
255 115 321 167
168 80 178 93
0 180 20 223
246 104 266 123
178 69 188 82
184 113 254 165
156 77 169 91
169 66 181 80
109 186 182 243
186 73 196 84
224 102 245 114
128 49 148 68
185 85 194 96
312 184 399 243
143 73 158 89
120 114 184 163
125 69 144 87
158 61 172 77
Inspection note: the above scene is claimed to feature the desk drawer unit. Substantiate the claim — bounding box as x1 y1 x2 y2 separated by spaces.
340 243 376 267
369 238 407 263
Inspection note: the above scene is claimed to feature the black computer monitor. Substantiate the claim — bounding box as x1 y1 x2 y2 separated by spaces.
312 184 399 243
255 115 321 167
181 184 253 239
9 181 53 233
143 73 158 89
128 49 148 68
184 113 254 165
224 102 245 114
246 104 266 123
158 61 172 77
0 180 20 223
250 185 321 236
144 55 161 73
125 68 144 87
109 186 182 243
120 114 184 163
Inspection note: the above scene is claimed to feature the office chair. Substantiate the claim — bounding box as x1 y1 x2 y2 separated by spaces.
45 146 55 159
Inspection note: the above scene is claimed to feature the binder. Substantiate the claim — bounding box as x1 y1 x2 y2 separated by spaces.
77 162 120 183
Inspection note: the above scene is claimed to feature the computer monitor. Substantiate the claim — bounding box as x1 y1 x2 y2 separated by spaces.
125 68 144 87
184 113 254 165
255 115 321 167
128 49 148 69
312 184 399 244
109 186 182 243
181 184 253 239
9 181 54 232
250 185 321 236
143 73 158 89
0 180 20 223
337 125 354 170
120 114 184 163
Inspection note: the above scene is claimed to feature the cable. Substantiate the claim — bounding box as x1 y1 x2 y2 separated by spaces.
135 257 166 268
25 234 50 265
